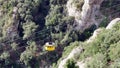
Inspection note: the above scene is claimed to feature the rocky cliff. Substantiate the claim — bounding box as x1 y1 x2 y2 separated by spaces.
67 0 104 32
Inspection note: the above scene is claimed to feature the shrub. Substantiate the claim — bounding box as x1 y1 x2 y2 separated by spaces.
11 43 18 50
109 58 120 68
109 42 120 61
64 58 78 68
23 21 38 39
20 41 39 67
85 53 107 68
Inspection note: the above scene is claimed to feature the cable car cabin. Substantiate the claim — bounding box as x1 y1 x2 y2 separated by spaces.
44 42 55 51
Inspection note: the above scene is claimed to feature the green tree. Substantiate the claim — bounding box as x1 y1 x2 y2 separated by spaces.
20 41 39 68
23 21 38 39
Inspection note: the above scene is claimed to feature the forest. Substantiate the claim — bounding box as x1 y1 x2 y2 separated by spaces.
0 0 120 68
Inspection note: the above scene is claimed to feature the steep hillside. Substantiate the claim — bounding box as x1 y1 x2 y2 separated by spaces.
57 18 120 68
0 0 120 68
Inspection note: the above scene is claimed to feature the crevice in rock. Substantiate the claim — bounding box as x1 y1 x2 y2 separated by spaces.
33 0 50 30
78 24 97 41
18 22 24 37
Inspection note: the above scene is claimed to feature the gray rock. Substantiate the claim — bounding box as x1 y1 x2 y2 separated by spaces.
106 18 120 29
67 0 104 32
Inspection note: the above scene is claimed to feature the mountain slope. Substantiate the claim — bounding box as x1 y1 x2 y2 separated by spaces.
0 0 120 68
57 18 120 68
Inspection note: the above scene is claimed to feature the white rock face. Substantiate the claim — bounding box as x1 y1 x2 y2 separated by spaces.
67 0 104 31
106 18 120 29
13 7 18 13
77 0 104 31
66 0 81 19
76 61 85 68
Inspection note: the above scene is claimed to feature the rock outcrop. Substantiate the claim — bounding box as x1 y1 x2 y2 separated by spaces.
67 0 104 32
66 0 83 19
106 18 120 29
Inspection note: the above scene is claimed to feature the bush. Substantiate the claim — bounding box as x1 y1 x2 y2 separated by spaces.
109 58 120 68
85 53 107 68
45 5 63 26
109 42 120 61
23 21 38 39
82 40 100 58
65 58 78 68
20 41 39 67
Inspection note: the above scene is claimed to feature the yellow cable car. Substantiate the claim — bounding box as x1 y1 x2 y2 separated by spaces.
44 42 56 51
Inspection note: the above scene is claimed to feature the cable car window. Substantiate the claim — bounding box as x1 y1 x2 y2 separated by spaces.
49 42 52 45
